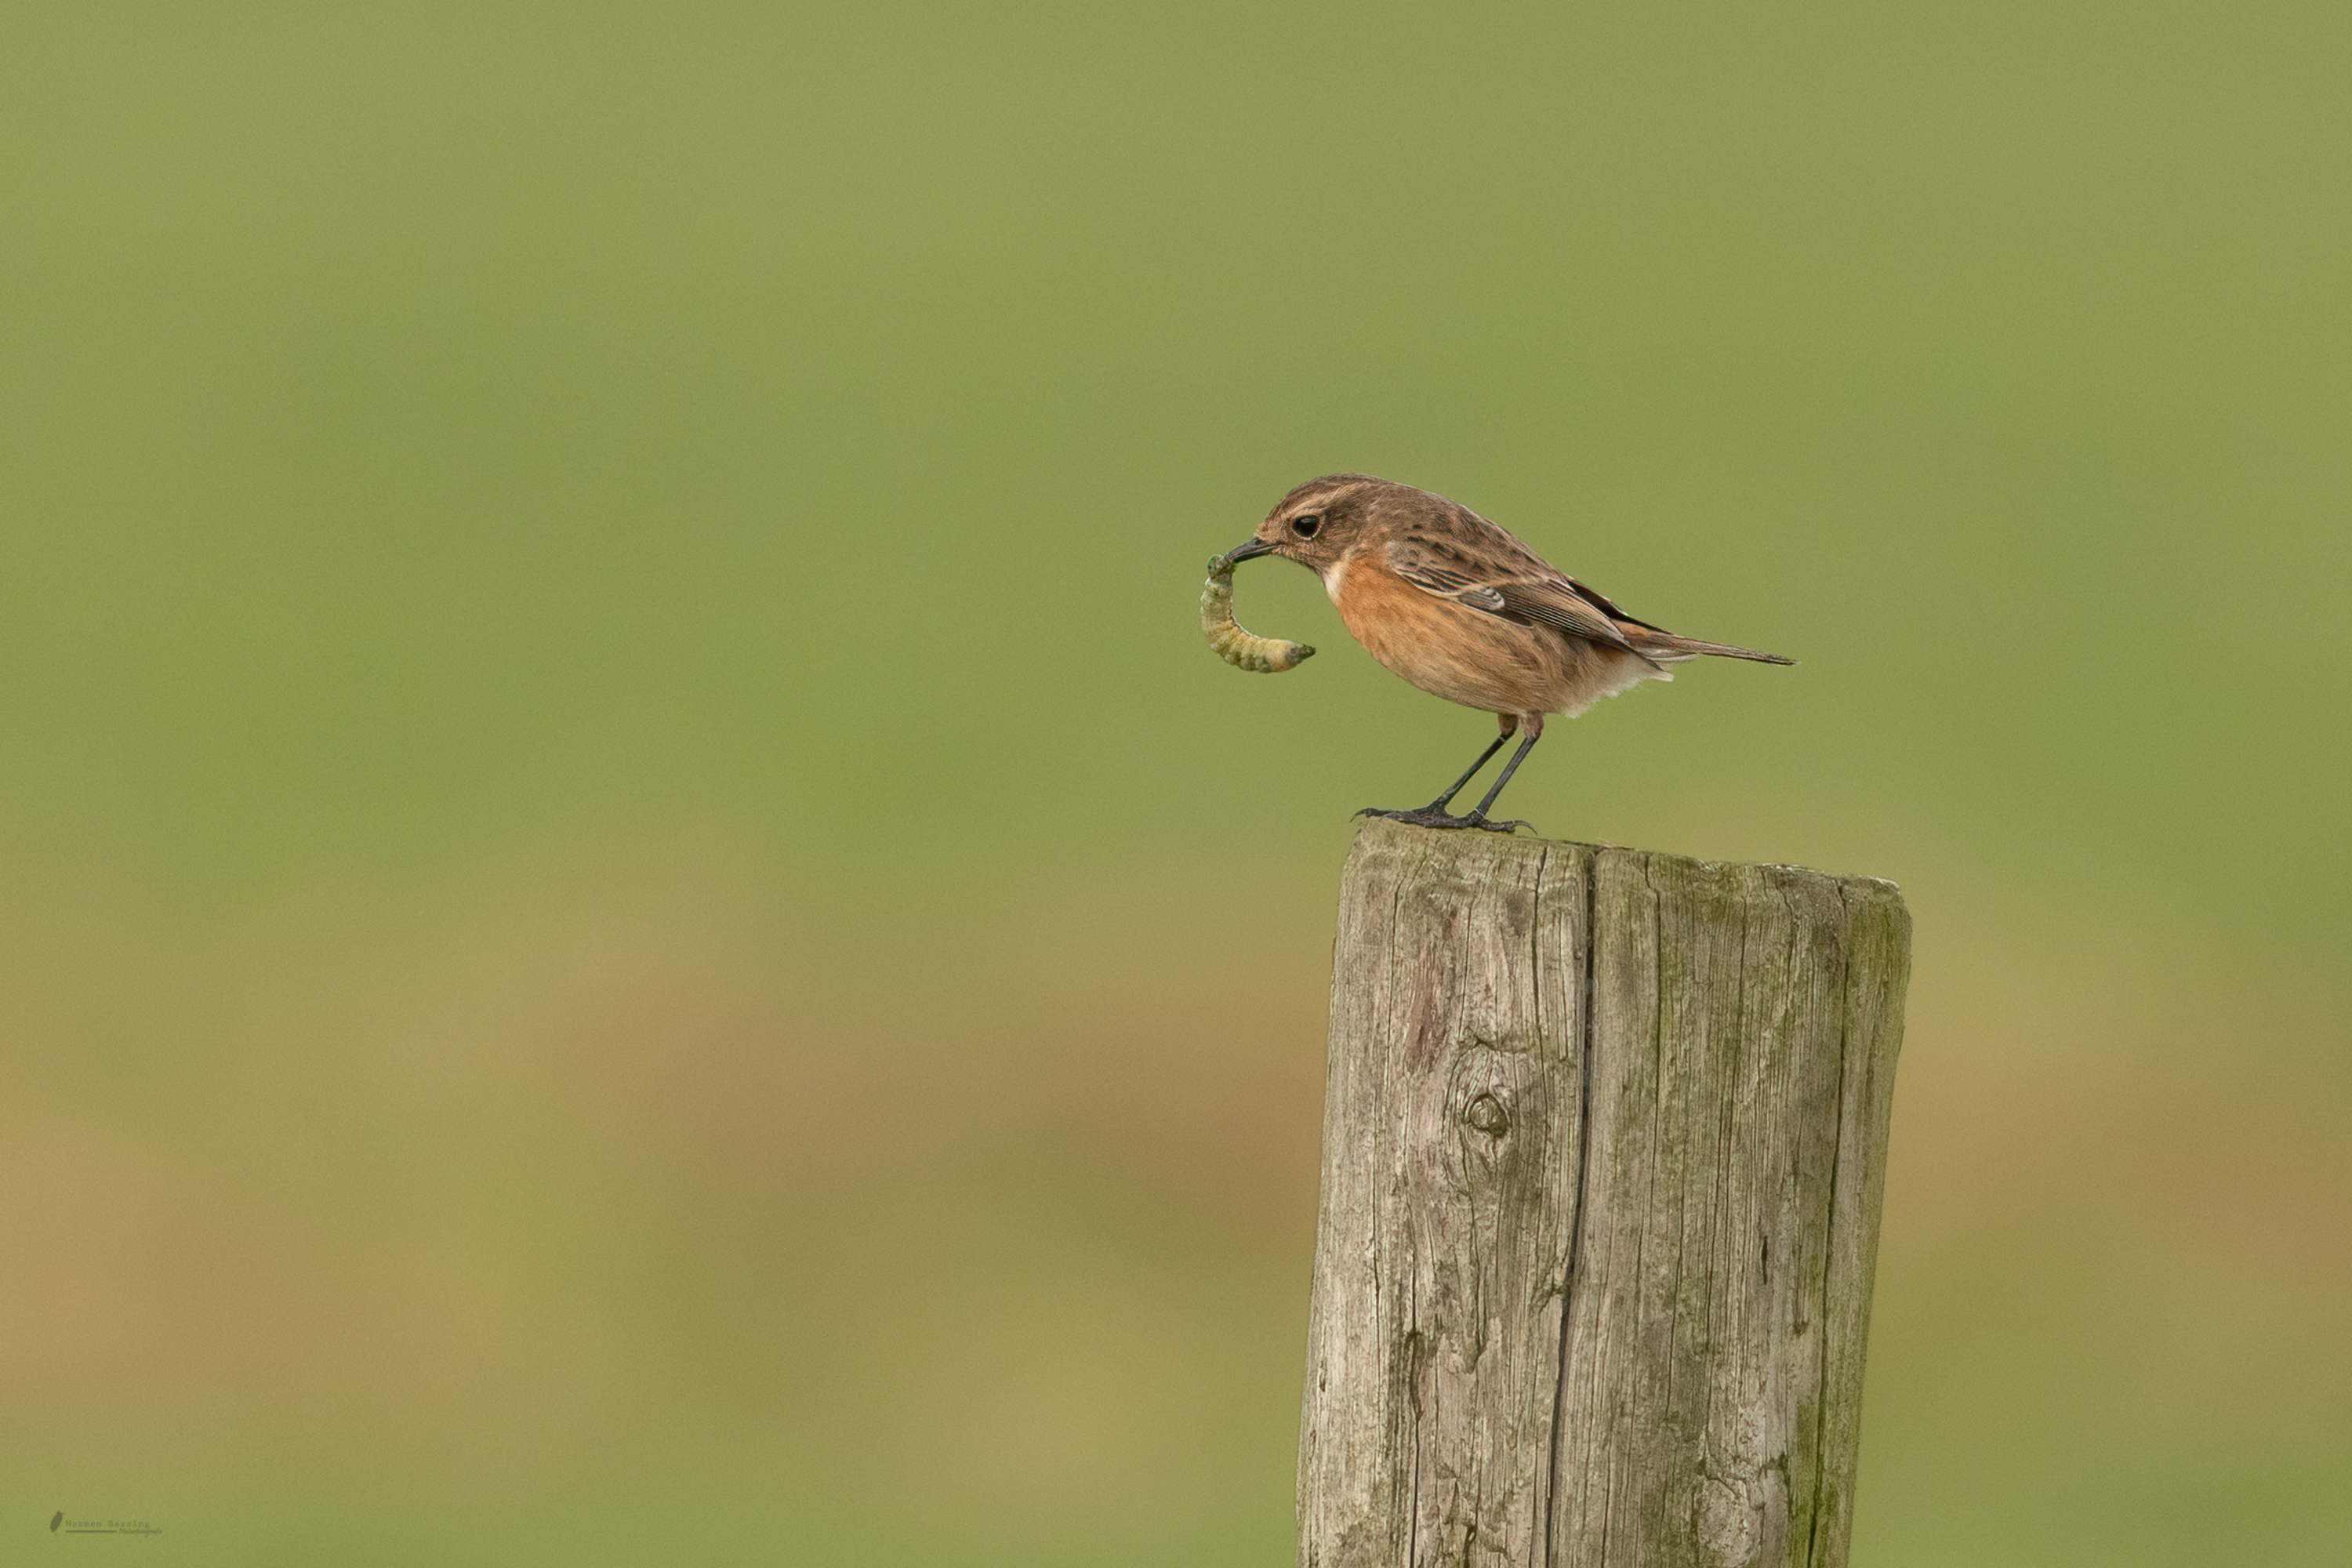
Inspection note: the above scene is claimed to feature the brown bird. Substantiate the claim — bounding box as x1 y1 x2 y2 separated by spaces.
1222 474 1792 832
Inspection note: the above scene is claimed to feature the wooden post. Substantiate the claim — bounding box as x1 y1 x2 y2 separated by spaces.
1298 817 1911 1568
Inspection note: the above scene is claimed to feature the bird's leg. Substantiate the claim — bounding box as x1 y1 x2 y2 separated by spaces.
1422 727 1515 812
1356 720 1529 830
1455 724 1544 832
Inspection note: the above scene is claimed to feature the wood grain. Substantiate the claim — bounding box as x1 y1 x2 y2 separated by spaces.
1298 817 1910 1568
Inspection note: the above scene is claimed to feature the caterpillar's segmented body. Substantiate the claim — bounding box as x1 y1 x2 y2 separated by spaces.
1201 553 1315 673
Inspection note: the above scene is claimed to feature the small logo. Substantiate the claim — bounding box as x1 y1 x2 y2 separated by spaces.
48 1514 162 1536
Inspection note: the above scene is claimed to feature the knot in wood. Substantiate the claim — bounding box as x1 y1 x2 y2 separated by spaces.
1462 1091 1510 1137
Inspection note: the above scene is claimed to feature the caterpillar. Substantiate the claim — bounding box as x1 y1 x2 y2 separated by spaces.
1201 552 1316 673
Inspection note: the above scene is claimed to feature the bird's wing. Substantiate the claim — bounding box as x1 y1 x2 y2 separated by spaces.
1387 535 1651 656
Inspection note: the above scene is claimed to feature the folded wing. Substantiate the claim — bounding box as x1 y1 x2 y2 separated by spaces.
1386 536 1666 669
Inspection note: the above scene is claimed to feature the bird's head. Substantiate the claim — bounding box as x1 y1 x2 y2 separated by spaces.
1224 474 1388 578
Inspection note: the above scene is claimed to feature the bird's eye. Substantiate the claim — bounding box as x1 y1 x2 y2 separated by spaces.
1291 513 1324 539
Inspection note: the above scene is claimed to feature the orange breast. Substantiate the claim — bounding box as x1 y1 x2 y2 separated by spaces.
1329 557 1556 716
1327 554 1665 719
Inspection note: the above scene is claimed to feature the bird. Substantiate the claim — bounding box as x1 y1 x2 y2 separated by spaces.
1220 474 1792 832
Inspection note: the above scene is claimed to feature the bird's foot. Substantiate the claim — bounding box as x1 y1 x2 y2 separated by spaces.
1356 805 1533 834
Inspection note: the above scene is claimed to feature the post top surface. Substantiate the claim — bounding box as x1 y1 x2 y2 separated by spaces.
1348 815 1906 904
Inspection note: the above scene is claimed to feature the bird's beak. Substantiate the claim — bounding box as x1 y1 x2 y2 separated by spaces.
1225 537 1277 562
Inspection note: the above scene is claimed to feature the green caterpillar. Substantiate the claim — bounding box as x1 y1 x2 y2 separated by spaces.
1201 552 1316 673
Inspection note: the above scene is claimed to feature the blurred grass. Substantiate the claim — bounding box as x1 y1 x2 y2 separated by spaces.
1 2 2347 1562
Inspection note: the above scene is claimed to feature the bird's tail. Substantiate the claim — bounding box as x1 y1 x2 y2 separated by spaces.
1623 630 1795 666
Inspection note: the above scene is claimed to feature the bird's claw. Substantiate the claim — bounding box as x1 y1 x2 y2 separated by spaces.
1356 806 1534 835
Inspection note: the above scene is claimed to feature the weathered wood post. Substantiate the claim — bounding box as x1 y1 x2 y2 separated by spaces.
1299 817 1910 1568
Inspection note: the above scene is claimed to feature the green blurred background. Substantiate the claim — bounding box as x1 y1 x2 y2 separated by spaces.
3 2 2347 1562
